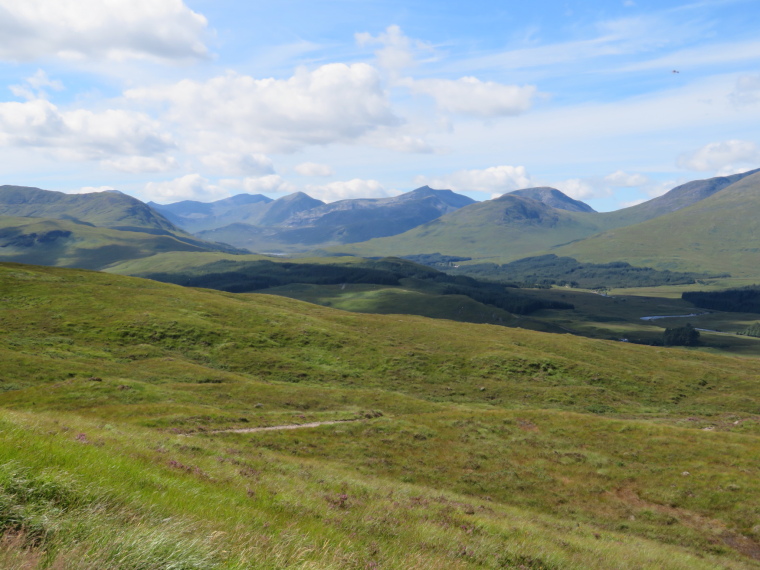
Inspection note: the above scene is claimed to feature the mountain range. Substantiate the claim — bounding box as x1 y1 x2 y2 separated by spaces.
333 169 760 276
186 186 475 252
2 167 760 277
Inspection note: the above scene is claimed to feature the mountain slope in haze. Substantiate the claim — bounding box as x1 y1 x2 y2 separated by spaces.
148 193 273 231
0 185 181 235
332 192 606 260
554 170 760 276
508 187 596 213
196 186 476 252
149 192 324 233
597 168 760 227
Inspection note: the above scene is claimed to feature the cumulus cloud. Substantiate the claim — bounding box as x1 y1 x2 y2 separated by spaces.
0 0 209 62
0 99 175 161
552 178 598 200
295 162 334 177
409 77 537 117
357 26 538 118
201 152 274 176
221 175 296 195
304 179 392 202
414 165 532 194
144 174 228 203
604 170 649 187
677 140 760 172
127 64 400 153
355 25 433 76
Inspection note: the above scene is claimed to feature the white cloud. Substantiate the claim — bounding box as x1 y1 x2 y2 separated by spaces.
144 174 228 203
295 162 334 177
365 132 435 153
643 179 680 198
677 140 760 172
101 156 177 173
552 178 598 200
620 40 760 74
409 77 537 117
127 64 400 153
550 174 643 201
69 185 117 194
0 0 209 62
304 179 392 202
730 74 760 107
10 70 64 100
221 175 296 195
0 99 174 160
604 170 648 187
355 25 433 76
415 165 532 194
200 152 274 176
356 26 537 118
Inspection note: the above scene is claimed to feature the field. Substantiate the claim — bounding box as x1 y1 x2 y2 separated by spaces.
2 262 760 568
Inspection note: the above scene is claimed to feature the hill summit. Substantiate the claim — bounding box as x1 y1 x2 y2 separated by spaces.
507 187 596 213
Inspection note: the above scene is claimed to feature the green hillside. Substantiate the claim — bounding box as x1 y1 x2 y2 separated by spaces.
0 216 238 270
2 262 760 567
0 185 180 234
554 171 760 277
332 194 606 260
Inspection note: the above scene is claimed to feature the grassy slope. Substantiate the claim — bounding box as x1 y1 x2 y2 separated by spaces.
2 262 760 567
553 172 760 277
260 283 521 327
105 252 550 330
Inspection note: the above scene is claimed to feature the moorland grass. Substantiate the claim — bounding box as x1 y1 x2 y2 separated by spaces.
2 262 760 567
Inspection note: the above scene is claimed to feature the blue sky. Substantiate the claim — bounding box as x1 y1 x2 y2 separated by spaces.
1 0 759 211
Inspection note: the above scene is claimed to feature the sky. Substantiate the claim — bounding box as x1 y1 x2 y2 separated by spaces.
1 0 760 211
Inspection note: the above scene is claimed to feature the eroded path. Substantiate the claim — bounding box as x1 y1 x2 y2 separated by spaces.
199 419 364 435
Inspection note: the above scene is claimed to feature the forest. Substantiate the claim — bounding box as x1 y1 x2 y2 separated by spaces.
683 286 760 313
432 254 722 289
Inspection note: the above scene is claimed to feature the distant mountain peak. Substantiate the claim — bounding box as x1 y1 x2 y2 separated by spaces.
218 193 273 206
279 191 319 202
507 187 596 213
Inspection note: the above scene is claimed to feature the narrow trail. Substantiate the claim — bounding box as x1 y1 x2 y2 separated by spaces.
191 418 365 435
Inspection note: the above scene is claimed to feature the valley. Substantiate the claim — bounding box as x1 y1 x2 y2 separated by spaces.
2 169 760 568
